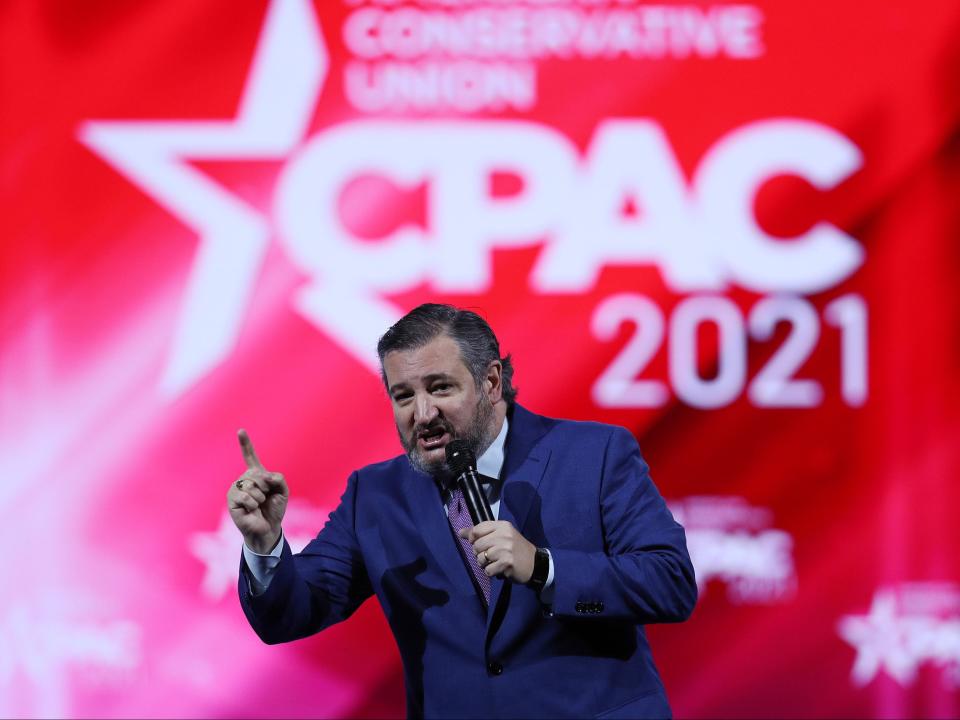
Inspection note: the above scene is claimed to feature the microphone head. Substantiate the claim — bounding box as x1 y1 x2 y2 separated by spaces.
445 440 476 476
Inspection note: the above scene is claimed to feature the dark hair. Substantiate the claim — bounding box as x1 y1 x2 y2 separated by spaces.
377 304 517 406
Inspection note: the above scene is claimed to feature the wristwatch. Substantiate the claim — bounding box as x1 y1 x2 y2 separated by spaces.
527 547 550 592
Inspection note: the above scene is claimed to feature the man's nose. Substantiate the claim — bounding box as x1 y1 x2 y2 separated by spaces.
414 394 439 425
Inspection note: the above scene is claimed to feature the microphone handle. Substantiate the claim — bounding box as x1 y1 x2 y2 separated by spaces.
459 468 494 525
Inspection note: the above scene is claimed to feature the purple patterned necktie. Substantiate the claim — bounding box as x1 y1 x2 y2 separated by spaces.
446 486 492 605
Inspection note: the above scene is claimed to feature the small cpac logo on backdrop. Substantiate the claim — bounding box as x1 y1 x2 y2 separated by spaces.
0 594 141 718
668 495 796 604
837 582 960 688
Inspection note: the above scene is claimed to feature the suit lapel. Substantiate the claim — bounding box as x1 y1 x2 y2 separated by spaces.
487 405 552 629
402 468 477 597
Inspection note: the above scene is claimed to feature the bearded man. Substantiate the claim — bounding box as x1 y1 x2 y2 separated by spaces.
230 303 696 719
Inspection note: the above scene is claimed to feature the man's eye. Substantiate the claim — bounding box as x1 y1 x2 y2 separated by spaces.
431 384 451 393
393 393 413 403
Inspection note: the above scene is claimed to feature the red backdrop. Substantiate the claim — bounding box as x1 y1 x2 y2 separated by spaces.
2 1 960 717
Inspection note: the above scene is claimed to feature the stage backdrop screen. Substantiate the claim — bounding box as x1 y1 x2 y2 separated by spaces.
2 1 959 717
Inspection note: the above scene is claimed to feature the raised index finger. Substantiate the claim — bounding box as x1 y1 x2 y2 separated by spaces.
237 428 265 470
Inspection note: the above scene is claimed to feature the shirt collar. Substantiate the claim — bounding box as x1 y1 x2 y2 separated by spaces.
477 415 508 482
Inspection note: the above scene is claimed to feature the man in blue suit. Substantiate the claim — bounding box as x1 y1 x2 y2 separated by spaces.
230 304 696 718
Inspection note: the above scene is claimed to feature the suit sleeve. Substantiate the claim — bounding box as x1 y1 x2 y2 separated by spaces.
238 471 373 644
548 427 697 623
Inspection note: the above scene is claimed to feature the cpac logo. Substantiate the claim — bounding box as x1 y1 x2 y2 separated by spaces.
669 495 796 604
838 583 960 688
79 0 863 397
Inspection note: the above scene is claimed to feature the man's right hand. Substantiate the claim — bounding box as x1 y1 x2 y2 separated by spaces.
228 429 289 554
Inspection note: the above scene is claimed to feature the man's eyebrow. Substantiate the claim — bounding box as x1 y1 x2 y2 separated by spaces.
423 373 455 383
388 381 411 395
388 373 457 394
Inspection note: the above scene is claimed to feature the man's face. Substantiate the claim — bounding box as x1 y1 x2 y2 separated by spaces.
383 334 498 477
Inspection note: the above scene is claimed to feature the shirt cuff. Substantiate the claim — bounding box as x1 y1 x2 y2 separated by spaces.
242 532 284 596
539 549 556 603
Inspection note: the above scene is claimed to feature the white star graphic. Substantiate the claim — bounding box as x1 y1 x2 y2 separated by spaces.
188 503 329 602
78 0 327 397
838 589 918 686
188 512 248 602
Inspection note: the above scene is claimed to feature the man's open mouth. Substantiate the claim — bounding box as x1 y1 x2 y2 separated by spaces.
417 425 449 451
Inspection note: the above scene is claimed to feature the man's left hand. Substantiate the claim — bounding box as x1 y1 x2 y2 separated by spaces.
459 521 536 583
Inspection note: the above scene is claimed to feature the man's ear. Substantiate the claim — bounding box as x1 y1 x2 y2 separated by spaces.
485 360 503 402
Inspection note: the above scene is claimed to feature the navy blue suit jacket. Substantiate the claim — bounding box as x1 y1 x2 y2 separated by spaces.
239 405 697 718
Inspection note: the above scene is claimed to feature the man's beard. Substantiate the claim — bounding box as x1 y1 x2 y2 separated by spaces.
398 395 496 479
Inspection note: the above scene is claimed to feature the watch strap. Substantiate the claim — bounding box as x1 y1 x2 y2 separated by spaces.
528 547 549 591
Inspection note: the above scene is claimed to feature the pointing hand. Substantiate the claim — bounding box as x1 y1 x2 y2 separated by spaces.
227 429 289 554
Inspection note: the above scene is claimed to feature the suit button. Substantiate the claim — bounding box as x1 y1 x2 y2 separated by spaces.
487 661 503 676
541 606 554 618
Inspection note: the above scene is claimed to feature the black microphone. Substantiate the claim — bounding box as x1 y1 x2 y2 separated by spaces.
445 440 494 525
